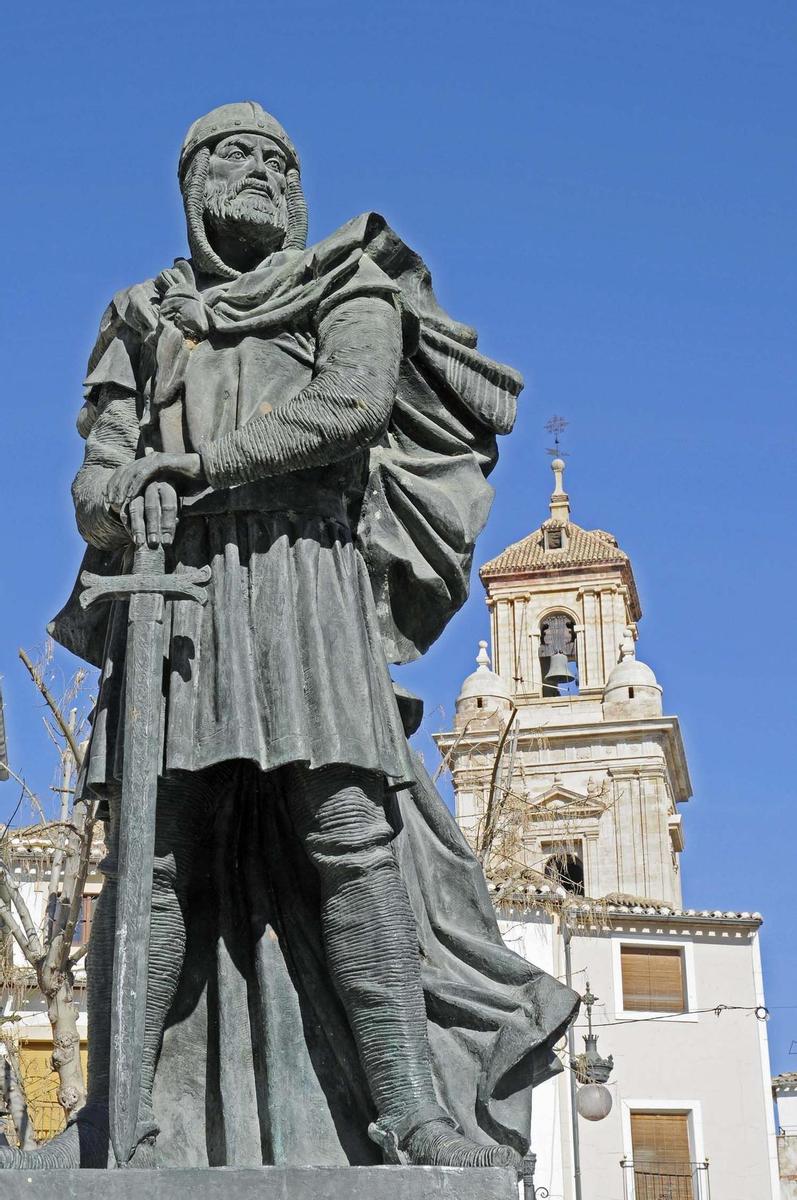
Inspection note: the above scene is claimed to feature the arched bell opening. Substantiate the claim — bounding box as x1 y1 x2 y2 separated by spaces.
539 612 579 697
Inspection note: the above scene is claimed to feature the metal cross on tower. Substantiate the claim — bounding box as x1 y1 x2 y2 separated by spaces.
545 414 569 458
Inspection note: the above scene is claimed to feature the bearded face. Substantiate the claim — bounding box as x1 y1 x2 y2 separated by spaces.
202 133 289 262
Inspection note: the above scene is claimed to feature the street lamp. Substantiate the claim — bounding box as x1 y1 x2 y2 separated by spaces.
574 983 614 1121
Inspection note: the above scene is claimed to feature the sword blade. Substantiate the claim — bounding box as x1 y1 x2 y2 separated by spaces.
109 589 165 1166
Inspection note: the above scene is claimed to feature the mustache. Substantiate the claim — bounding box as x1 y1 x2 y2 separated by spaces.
203 174 289 239
208 174 278 204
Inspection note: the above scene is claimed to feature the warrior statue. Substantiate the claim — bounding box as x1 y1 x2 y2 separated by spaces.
2 102 577 1171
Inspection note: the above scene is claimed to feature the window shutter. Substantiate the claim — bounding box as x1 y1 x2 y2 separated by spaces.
631 1112 693 1198
621 945 686 1012
631 1111 691 1163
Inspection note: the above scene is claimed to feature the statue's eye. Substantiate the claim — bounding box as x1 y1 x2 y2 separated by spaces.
265 158 283 171
226 148 246 161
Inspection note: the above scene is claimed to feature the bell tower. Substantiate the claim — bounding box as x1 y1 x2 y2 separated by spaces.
435 458 691 907
484 455 642 700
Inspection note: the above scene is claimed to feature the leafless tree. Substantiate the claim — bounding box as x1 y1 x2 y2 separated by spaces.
0 644 95 1145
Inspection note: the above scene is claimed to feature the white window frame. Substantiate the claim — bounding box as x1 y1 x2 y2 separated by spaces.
611 935 698 1023
621 1099 705 1200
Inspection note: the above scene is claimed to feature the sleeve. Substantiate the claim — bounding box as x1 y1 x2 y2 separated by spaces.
71 384 140 550
200 293 402 488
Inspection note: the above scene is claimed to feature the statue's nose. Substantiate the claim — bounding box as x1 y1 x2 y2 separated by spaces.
249 149 270 179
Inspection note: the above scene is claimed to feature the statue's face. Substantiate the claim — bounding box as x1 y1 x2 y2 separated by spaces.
203 132 289 259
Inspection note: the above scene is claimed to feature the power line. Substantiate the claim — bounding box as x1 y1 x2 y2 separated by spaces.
576 1003 772 1029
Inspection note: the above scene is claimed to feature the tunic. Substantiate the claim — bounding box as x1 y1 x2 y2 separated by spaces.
74 276 415 792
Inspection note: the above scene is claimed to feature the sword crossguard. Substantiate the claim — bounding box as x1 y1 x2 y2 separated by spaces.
79 546 211 609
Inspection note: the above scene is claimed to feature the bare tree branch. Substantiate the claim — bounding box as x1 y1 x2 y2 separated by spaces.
68 943 89 970
18 649 84 768
1 659 95 1132
0 896 39 968
0 766 47 827
478 705 518 866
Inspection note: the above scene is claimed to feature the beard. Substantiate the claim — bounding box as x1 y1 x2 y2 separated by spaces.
203 175 289 257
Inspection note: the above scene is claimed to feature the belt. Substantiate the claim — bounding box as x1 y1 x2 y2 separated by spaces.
181 481 349 523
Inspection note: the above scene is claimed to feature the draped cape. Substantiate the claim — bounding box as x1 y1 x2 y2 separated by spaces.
151 756 579 1165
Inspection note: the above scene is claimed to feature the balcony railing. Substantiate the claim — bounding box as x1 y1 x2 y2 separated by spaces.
621 1159 711 1200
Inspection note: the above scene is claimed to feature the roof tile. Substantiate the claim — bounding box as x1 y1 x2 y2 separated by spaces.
480 521 628 578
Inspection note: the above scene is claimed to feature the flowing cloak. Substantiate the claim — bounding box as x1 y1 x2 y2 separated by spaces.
50 212 579 1163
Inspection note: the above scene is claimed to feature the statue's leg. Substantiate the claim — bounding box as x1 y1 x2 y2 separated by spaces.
132 772 210 1159
288 763 520 1171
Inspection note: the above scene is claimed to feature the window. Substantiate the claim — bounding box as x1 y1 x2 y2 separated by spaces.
621 945 686 1013
631 1111 694 1200
542 840 585 895
75 893 97 947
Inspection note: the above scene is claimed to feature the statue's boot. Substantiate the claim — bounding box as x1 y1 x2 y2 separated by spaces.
369 1106 522 1170
402 1117 521 1170
293 765 522 1175
0 1103 109 1170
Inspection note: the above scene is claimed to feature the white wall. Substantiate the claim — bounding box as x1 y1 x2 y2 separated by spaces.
567 924 778 1200
499 913 570 1199
494 910 778 1200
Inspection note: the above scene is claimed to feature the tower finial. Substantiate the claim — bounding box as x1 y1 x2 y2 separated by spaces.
545 415 571 521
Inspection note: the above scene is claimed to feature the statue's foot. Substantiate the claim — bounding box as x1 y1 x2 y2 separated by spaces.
404 1119 522 1172
0 1105 109 1170
124 1115 159 1169
0 1121 81 1170
127 1136 157 1169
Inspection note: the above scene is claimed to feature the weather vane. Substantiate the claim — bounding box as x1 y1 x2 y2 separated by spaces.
545 414 569 457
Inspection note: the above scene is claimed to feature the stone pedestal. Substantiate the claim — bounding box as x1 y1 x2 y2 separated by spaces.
0 1166 519 1199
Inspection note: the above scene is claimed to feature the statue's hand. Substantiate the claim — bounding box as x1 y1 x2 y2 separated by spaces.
159 291 209 341
122 482 179 547
106 452 205 512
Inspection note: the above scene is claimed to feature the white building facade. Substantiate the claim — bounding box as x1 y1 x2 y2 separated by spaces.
435 459 780 1200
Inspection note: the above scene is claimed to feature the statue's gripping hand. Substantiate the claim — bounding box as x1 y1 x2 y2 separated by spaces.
106 452 206 546
106 451 205 509
120 482 177 548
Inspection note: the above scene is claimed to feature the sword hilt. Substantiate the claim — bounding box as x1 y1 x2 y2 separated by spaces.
79 545 211 609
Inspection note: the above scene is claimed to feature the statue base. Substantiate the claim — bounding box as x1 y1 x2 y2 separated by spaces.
0 1165 519 1199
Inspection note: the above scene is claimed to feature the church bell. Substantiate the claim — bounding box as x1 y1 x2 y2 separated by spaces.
544 652 576 686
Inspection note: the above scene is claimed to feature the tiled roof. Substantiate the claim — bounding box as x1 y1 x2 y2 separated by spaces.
773 1073 797 1089
479 519 642 620
480 521 628 578
487 880 763 925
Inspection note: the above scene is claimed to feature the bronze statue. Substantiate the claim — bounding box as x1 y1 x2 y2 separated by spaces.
2 102 577 1173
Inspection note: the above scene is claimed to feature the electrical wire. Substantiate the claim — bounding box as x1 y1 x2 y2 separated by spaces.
575 1003 771 1029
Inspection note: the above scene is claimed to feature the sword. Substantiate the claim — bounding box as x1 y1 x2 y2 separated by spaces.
80 544 210 1166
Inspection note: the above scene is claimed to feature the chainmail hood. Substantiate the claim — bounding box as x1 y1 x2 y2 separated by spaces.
179 101 308 280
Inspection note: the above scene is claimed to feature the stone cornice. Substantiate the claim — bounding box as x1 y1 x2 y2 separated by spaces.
492 893 763 933
435 715 692 804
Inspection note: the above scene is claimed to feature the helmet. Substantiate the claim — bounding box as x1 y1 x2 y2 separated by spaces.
179 100 300 181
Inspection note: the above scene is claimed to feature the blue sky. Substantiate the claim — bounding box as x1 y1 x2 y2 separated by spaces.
2 2 795 1068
